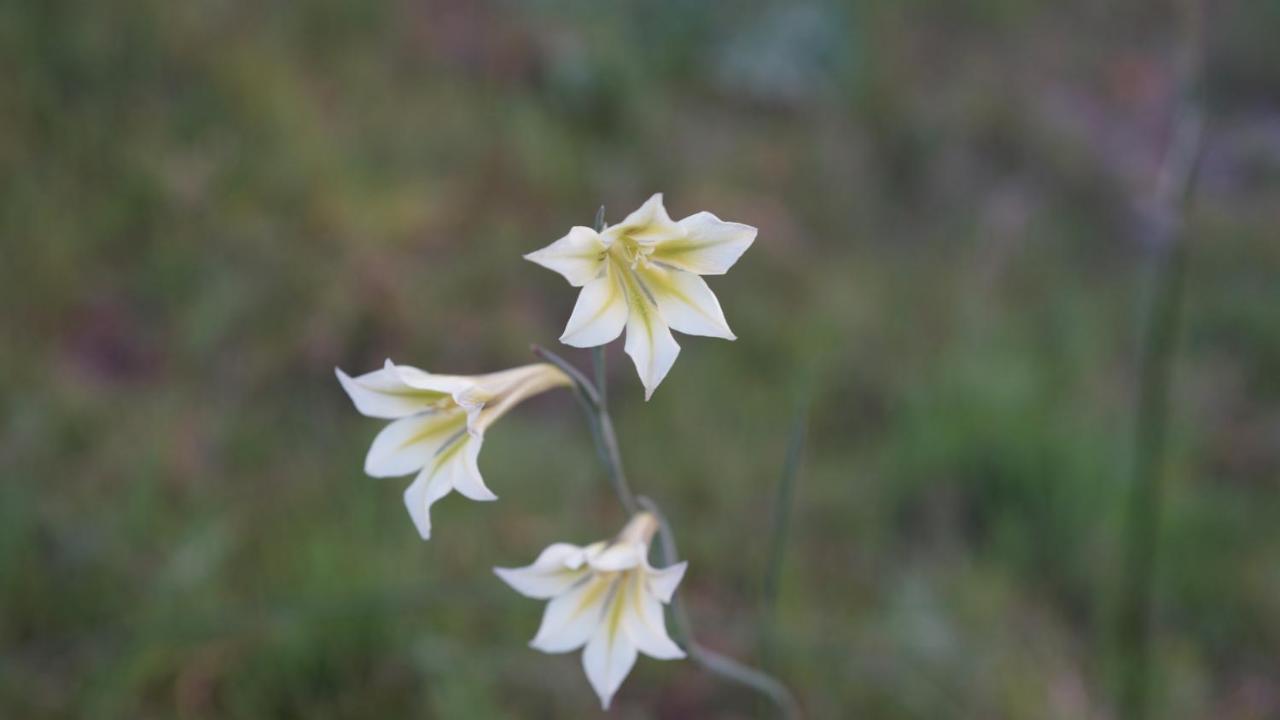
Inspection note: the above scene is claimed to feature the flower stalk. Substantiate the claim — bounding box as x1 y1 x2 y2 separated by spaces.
533 323 800 716
1117 3 1205 719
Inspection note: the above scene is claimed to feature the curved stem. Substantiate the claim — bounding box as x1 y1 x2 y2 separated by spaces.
593 345 607 408
531 344 600 406
532 344 638 515
639 495 802 719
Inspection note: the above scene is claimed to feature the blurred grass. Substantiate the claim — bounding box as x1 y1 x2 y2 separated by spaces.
3 0 1280 717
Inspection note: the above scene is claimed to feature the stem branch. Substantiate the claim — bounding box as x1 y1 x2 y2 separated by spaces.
640 495 802 719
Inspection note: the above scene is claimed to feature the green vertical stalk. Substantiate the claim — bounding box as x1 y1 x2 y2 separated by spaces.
761 397 809 670
1119 239 1188 720
1117 4 1203 715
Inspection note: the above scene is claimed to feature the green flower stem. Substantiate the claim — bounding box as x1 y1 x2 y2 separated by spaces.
532 341 800 717
531 344 637 515
639 495 802 719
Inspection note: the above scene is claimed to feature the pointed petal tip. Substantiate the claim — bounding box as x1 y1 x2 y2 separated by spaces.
529 637 561 654
558 332 599 349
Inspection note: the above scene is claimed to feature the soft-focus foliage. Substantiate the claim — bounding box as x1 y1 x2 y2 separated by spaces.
3 1 1279 718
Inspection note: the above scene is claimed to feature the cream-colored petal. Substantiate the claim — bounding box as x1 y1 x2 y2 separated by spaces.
494 562 590 600
650 211 756 275
589 542 644 572
462 363 572 433
620 267 680 400
575 542 610 570
608 193 682 246
445 432 496 501
495 543 591 598
531 542 592 570
583 600 640 710
402 463 455 540
524 226 609 287
623 575 685 660
639 265 735 340
531 575 612 653
389 361 475 395
336 363 456 419
646 561 687 604
364 410 468 478
560 271 628 348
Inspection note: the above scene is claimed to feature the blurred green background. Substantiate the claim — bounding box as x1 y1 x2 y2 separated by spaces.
3 0 1279 717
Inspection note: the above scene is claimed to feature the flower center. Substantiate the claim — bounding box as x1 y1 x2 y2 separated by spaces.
608 233 653 270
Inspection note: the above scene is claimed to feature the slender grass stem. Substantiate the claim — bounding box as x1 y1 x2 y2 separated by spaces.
1118 3 1204 717
761 397 809 670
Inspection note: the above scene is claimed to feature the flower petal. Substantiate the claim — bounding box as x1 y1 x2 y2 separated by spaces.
446 432 497 501
646 561 687 604
524 226 609 287
494 561 590 600
402 463 455 540
560 270 628 348
364 410 468 478
650 211 756 275
531 575 612 653
620 267 680 400
640 265 735 340
583 597 640 710
531 542 592 569
336 362 457 419
389 362 475 395
608 193 682 246
589 542 644 572
623 575 685 660
462 364 572 433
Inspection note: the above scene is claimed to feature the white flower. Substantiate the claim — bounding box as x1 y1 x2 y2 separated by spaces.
336 361 571 539
495 512 688 709
525 194 756 400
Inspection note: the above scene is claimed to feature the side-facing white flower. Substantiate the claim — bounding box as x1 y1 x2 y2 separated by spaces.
336 361 571 540
495 512 687 709
525 194 756 400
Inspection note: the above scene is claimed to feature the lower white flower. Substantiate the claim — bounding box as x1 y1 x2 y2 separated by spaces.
336 361 571 539
495 512 688 709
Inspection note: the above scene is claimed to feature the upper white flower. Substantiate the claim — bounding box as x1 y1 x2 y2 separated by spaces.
495 512 688 709
336 361 571 539
525 194 756 399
